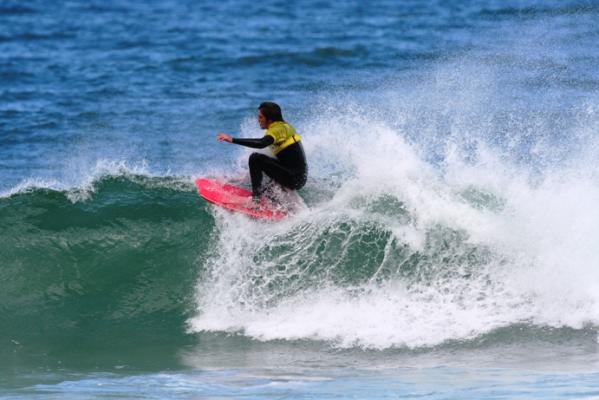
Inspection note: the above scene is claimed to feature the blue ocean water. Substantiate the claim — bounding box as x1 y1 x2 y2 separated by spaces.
2 0 599 398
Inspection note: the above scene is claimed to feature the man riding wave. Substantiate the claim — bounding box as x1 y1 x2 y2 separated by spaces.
216 102 308 202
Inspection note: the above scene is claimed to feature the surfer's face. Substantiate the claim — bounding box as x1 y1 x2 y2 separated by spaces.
258 110 270 129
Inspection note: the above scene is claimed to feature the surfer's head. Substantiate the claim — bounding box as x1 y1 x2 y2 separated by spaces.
258 102 283 129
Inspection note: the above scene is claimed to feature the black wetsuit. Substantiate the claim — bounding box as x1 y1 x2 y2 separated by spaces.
231 136 308 198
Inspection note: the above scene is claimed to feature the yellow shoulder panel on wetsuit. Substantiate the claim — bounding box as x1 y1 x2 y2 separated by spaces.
265 121 302 155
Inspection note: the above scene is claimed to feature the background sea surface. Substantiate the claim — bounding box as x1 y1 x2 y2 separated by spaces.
2 0 599 398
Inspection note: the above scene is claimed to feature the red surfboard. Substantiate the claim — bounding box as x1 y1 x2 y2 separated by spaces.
195 178 288 221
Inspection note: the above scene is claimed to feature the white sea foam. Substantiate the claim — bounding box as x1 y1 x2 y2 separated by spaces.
0 159 188 201
189 47 599 349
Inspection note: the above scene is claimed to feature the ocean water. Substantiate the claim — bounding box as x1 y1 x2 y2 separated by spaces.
2 0 599 398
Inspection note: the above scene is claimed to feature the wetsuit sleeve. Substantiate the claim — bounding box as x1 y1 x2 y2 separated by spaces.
231 135 274 149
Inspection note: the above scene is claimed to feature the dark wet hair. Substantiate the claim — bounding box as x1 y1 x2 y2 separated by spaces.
258 102 284 122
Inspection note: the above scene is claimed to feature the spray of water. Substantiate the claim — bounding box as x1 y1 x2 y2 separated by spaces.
188 26 599 349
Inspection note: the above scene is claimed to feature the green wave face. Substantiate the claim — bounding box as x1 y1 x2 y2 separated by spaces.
0 175 497 369
0 176 212 370
3 174 596 375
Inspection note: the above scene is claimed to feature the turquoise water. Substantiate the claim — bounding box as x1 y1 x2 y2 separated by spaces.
9 367 599 399
3 0 599 398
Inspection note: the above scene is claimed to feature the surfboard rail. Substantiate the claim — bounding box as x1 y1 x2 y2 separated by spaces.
195 178 288 221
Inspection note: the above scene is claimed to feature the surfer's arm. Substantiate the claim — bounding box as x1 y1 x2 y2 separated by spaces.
216 133 274 148
230 136 274 149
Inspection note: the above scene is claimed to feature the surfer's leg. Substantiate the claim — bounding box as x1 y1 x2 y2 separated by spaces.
248 153 294 197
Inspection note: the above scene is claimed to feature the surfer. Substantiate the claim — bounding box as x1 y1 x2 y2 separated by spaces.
216 102 307 202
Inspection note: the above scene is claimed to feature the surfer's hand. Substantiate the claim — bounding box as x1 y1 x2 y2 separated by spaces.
216 133 232 143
